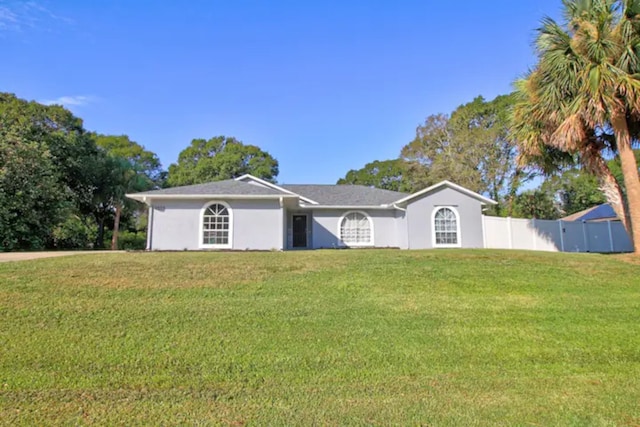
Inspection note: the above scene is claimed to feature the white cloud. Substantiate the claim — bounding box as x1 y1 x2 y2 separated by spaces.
0 1 72 32
0 5 19 30
40 95 97 107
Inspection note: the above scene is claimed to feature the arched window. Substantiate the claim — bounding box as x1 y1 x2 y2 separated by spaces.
339 211 373 246
432 207 460 247
202 202 231 248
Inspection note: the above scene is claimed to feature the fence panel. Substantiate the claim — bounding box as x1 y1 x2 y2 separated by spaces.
611 222 634 252
511 218 535 250
482 216 631 253
557 221 587 252
586 222 612 253
532 219 562 252
483 216 511 249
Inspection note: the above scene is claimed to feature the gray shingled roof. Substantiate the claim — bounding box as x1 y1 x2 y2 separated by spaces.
133 179 285 196
282 184 408 206
131 178 408 206
562 204 618 222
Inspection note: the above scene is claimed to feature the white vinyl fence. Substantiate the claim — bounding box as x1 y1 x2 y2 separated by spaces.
482 216 633 253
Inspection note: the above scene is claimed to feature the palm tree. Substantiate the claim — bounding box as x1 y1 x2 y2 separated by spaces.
512 0 640 253
110 157 153 250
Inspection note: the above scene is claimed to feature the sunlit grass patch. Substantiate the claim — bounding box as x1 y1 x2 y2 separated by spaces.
1 249 639 425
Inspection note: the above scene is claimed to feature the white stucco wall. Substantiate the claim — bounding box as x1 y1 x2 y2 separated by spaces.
404 187 485 249
149 200 200 250
149 199 283 250
308 209 400 249
146 186 488 251
395 210 409 250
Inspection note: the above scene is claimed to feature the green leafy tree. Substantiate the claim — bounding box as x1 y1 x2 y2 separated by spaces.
607 150 640 198
0 94 98 206
337 159 412 192
401 114 469 191
167 136 278 186
108 157 153 250
541 168 607 216
0 93 99 250
451 94 535 215
92 134 163 183
82 152 113 249
512 0 640 253
401 95 527 214
89 134 161 249
512 166 607 220
513 189 561 220
92 134 166 250
0 139 64 250
51 214 96 249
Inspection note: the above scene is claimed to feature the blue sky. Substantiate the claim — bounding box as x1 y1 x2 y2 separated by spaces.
1 0 561 184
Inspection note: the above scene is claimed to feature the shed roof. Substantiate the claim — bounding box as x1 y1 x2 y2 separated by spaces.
562 204 618 222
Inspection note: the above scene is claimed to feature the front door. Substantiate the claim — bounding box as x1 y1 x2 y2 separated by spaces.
292 215 308 248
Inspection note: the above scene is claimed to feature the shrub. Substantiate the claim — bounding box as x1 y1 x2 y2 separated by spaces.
118 230 146 250
51 216 95 249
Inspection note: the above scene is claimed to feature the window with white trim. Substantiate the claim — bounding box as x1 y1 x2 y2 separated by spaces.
433 207 459 246
340 211 372 245
202 203 230 246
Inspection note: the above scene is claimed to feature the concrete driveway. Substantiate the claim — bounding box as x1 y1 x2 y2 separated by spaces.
0 250 124 262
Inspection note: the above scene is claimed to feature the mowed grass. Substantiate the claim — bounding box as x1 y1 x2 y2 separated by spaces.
1 250 639 426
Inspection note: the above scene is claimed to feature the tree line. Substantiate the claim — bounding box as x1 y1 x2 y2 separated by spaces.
0 93 278 251
1 88 631 253
3 0 640 253
338 94 633 220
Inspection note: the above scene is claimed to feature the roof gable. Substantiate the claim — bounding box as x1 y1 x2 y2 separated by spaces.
234 175 318 204
393 181 497 206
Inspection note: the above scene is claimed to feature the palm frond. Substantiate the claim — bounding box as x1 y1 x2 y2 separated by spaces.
513 0 640 179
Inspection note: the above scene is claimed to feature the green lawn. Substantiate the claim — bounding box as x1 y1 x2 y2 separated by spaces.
1 249 639 425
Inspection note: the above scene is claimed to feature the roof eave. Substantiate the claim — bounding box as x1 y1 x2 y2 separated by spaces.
298 204 399 210
125 194 299 203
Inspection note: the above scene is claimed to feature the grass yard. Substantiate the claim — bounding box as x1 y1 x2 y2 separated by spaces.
1 249 639 425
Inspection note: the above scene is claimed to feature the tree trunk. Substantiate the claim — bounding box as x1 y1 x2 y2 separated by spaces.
95 217 105 249
611 112 640 253
111 203 122 251
490 185 501 216
507 170 522 217
582 148 630 232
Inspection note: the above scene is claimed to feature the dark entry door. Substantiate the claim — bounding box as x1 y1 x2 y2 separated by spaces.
292 215 307 248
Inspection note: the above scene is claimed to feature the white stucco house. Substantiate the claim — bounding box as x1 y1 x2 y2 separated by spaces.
126 174 496 251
